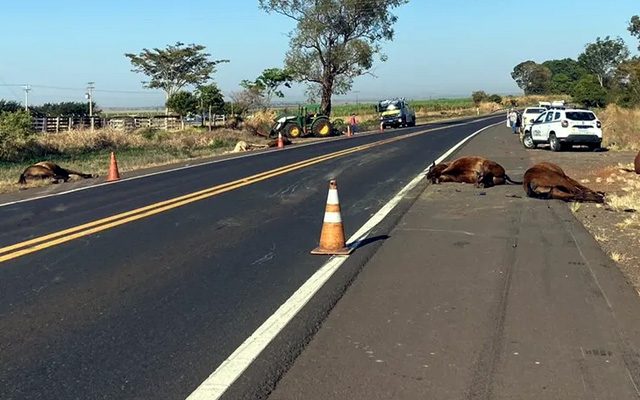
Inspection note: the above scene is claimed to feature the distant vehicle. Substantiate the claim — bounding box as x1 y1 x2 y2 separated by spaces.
522 109 602 151
376 98 416 128
520 107 547 134
551 100 566 109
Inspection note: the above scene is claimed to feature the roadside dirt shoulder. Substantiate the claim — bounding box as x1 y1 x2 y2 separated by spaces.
522 144 640 290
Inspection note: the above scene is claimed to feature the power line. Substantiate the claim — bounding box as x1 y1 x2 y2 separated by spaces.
1 83 162 95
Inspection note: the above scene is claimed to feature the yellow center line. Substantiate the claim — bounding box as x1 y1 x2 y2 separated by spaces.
0 125 451 263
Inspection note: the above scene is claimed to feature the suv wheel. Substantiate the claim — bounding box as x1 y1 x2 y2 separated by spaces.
549 133 562 152
587 143 601 151
522 133 536 149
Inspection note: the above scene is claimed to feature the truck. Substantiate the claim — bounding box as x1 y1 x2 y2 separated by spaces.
376 98 416 129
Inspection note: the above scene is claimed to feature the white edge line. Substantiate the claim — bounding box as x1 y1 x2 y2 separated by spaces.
185 119 503 400
0 115 500 209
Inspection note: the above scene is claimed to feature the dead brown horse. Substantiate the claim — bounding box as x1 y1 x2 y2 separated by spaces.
18 162 94 185
427 156 522 188
634 150 640 174
523 162 604 203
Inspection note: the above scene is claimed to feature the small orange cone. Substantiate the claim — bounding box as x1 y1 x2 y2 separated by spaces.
277 132 285 149
106 151 121 182
311 179 353 255
379 122 384 133
346 125 352 137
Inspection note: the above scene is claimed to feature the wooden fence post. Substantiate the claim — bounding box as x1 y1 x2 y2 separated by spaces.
55 117 60 133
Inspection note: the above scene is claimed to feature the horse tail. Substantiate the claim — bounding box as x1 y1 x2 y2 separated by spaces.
504 174 523 185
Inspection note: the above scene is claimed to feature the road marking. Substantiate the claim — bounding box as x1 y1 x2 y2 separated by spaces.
185 120 503 400
0 118 499 263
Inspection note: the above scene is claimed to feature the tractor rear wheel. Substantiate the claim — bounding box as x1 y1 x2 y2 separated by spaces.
284 122 302 138
312 118 332 137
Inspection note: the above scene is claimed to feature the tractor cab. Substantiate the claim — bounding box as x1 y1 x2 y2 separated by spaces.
270 105 333 139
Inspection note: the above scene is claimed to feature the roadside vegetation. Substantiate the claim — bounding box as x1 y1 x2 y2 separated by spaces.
509 15 640 150
0 126 261 193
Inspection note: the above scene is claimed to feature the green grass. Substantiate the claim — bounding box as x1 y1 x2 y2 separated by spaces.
330 98 476 117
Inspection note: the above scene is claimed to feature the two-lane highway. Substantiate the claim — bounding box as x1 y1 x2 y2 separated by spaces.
0 115 503 399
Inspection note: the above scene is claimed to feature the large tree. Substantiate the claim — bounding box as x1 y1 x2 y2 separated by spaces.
125 42 228 106
612 58 640 107
578 36 629 88
511 61 551 94
240 67 292 107
542 58 587 81
259 0 408 116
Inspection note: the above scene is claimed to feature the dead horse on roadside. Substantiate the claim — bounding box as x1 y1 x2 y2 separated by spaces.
523 162 605 203
426 156 522 188
18 161 94 184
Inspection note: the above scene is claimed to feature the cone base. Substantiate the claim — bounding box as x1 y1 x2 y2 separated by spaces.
310 246 353 255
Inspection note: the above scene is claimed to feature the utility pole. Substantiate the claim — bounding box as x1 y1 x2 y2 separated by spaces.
23 84 31 111
86 82 95 130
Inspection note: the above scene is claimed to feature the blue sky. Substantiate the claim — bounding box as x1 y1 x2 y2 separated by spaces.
0 0 638 107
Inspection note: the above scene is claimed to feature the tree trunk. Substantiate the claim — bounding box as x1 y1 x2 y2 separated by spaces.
320 77 334 116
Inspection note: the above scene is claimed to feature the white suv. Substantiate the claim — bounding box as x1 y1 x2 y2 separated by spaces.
520 107 547 134
522 109 602 151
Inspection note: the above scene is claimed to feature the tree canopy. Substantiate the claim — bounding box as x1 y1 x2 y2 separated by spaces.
628 15 640 50
125 42 228 99
578 36 629 88
166 91 198 117
196 84 225 115
511 61 551 95
240 67 292 107
259 0 407 116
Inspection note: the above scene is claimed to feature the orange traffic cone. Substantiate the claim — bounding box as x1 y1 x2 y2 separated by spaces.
106 151 121 182
277 132 285 149
379 122 384 133
346 125 352 137
311 179 353 255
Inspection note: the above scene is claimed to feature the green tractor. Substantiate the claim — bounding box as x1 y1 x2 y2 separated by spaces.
269 105 333 139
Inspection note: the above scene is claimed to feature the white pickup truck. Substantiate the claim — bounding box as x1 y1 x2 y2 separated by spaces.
522 108 602 151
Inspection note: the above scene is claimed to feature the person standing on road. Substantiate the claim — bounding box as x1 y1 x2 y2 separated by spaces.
348 113 358 135
508 110 519 134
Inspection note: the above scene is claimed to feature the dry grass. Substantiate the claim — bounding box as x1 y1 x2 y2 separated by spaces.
244 110 277 137
599 105 640 151
610 251 629 263
0 126 264 193
502 94 573 107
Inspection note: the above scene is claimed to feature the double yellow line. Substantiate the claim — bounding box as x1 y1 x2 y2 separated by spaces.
0 126 443 263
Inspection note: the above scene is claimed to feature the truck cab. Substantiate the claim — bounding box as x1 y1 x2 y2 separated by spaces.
376 98 416 128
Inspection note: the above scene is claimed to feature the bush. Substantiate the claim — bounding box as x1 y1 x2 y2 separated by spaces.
472 91 488 105
488 94 502 104
572 75 608 108
0 110 34 161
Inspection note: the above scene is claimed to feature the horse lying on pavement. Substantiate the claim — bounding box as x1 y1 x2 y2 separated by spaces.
427 156 522 188
523 162 605 203
18 162 94 185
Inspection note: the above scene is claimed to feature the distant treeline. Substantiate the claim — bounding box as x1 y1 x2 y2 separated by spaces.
510 15 640 108
0 100 98 117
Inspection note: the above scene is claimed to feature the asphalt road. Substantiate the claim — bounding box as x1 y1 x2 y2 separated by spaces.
0 114 504 400
269 125 640 400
